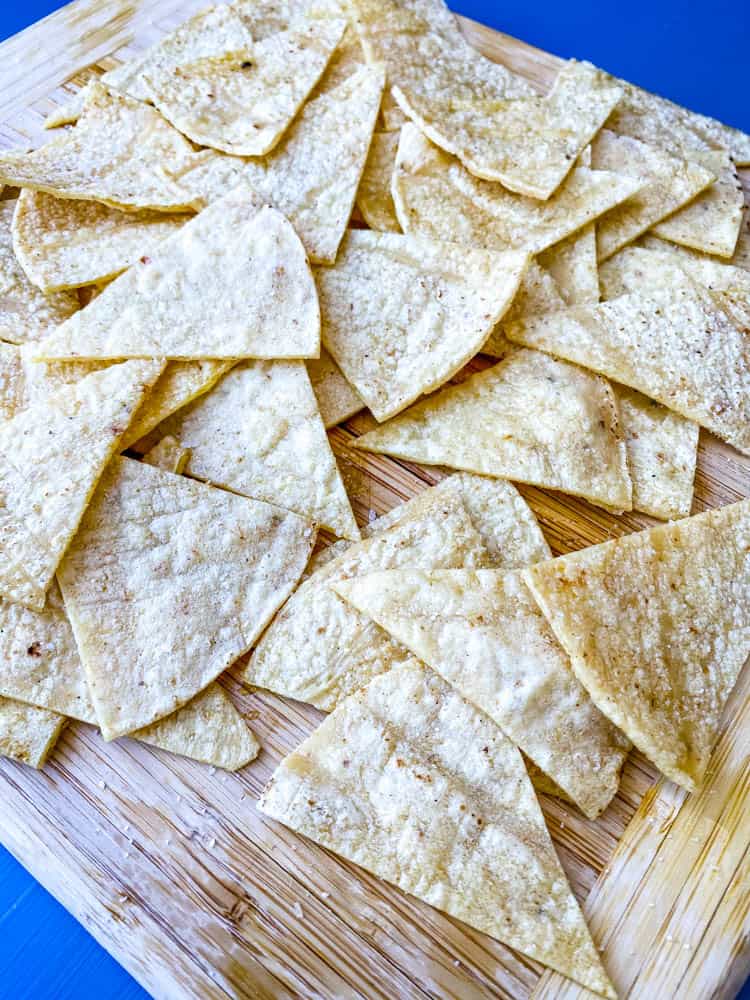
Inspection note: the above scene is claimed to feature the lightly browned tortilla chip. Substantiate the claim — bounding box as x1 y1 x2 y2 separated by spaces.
259 661 616 998
0 697 65 768
525 500 750 791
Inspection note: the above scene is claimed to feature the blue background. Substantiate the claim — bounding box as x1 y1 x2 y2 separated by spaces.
0 1 749 998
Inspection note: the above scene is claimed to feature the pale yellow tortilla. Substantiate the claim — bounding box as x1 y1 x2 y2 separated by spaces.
0 696 65 769
334 568 629 819
259 661 615 998
316 230 529 420
355 130 400 231
58 456 315 740
34 185 320 361
525 499 750 791
307 348 363 428
354 349 633 511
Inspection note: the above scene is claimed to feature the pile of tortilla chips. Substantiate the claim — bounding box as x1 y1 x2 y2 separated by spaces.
0 0 748 993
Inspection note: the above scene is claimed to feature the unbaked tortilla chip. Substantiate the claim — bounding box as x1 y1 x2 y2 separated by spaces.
157 361 358 539
393 124 642 254
355 130 400 231
307 348 363 427
12 188 189 292
334 568 630 819
0 200 79 343
259 661 615 997
35 185 320 361
141 435 190 474
591 130 715 261
354 349 632 511
0 84 197 212
316 230 529 420
525 500 750 791
58 456 315 739
0 697 65 768
241 484 490 709
0 359 163 610
506 273 750 454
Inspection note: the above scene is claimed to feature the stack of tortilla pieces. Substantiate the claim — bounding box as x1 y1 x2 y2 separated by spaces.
0 0 748 994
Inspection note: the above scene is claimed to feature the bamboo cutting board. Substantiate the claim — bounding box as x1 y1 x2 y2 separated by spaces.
0 3 749 998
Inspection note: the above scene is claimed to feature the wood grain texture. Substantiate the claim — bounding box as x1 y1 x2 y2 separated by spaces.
0 3 748 998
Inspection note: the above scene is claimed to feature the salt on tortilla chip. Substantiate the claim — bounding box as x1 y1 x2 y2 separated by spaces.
0 696 65 768
392 123 642 254
0 84 197 212
0 342 25 421
354 349 632 512
170 63 384 264
307 348 363 428
316 230 529 421
650 150 744 259
12 189 188 293
145 20 345 156
258 661 616 998
240 483 490 709
355 130 400 231
0 200 79 343
334 569 630 819
505 272 750 454
141 435 190 474
57 456 315 740
525 499 750 791
34 185 320 361
591 130 715 261
156 361 359 540
0 360 163 610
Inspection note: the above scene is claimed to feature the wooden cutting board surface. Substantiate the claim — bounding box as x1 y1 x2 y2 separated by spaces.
0 3 748 998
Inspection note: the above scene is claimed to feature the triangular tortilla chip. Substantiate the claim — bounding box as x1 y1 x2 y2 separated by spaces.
392 124 642 254
0 200 79 343
334 569 630 818
525 500 750 791
241 482 490 709
145 20 345 156
355 130 400 231
591 130 715 261
34 185 320 361
316 230 529 420
505 273 750 454
650 150 744 258
12 188 189 292
307 348 363 428
354 349 632 511
57 456 315 740
156 361 359 540
0 84 197 212
0 696 65 768
259 661 615 998
629 238 750 297
141 434 190 474
171 63 384 263
642 203 750 275
0 360 163 610
0 342 25 420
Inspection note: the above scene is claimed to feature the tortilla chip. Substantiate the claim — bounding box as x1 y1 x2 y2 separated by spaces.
354 349 632 511
525 500 750 791
0 84 197 212
259 661 615 998
506 273 750 454
0 342 25 421
158 361 358 539
392 123 642 254
355 130 400 231
591 130 715 261
379 87 408 130
241 483 490 709
141 435 190 474
307 348 363 428
145 20 345 156
34 185 320 361
539 225 599 305
12 189 188 293
57 456 315 739
334 568 629 819
0 360 163 610
0 696 65 768
170 63 384 264
650 150 744 258
316 230 529 420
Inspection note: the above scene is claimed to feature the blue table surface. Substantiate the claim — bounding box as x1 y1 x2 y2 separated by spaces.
1 2 749 998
